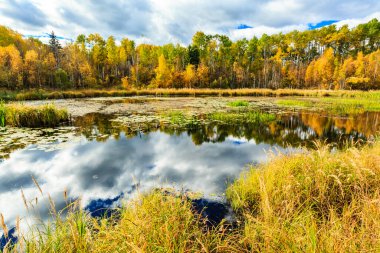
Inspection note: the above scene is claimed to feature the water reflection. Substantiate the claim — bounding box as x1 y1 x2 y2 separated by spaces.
74 111 379 148
0 110 379 238
0 130 280 234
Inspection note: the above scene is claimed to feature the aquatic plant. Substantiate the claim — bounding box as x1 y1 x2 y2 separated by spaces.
276 97 380 114
2 103 69 127
160 111 200 129
208 111 276 124
0 101 6 127
227 100 249 107
226 140 380 252
276 99 313 108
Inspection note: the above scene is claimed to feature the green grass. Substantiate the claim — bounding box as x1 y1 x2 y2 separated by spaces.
208 111 276 124
0 102 6 127
160 110 277 129
160 111 200 129
276 99 313 108
162 111 188 125
0 103 69 127
2 141 380 252
227 100 249 107
226 141 380 252
276 97 380 114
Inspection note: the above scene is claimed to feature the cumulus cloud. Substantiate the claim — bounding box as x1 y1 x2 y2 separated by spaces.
0 0 379 44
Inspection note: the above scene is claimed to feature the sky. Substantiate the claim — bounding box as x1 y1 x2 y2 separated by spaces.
0 0 379 45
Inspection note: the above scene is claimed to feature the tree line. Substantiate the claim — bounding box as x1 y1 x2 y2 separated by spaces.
0 19 379 90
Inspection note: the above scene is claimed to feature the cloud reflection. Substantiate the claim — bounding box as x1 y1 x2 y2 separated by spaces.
0 131 284 232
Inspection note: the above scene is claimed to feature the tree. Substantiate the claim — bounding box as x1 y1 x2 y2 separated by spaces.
88 33 107 82
0 45 23 89
188 45 200 66
24 50 40 87
1 19 380 90
43 52 57 87
183 64 196 88
314 48 336 89
48 31 62 67
106 36 119 80
151 54 172 88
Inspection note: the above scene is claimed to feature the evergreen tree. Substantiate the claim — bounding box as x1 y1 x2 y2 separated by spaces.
48 31 62 67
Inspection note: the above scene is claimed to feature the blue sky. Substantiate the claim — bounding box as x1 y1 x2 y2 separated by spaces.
0 0 379 44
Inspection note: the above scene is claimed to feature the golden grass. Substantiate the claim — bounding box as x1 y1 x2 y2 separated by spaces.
226 141 380 252
1 88 380 101
3 191 242 253
0 103 69 127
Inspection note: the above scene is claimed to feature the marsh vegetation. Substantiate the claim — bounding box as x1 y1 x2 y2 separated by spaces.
0 103 69 127
0 96 379 252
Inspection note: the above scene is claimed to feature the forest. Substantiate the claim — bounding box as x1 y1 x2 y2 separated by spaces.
0 18 379 91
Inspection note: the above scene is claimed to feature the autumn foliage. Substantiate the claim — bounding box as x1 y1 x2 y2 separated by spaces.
0 19 380 90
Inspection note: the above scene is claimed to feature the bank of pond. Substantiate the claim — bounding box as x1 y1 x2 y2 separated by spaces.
1 88 380 102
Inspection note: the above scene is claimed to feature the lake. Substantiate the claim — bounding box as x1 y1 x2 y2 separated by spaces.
0 97 379 240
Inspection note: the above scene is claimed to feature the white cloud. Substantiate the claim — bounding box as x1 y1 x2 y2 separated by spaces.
0 1 379 44
230 24 309 40
335 11 380 28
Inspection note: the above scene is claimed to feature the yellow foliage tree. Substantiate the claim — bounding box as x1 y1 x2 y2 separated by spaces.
314 47 336 89
0 45 23 89
121 76 130 89
305 60 316 87
24 50 40 87
152 54 172 88
196 64 209 88
183 64 196 88
366 50 380 89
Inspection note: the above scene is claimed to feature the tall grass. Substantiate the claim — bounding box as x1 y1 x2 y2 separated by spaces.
2 88 380 101
0 103 69 127
2 191 242 253
226 141 380 252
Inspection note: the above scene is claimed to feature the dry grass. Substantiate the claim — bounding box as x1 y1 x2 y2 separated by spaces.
1 88 379 101
2 191 242 253
226 141 380 252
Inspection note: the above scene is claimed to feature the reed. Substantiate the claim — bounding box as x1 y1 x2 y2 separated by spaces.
226 140 380 252
1 103 69 127
3 191 242 253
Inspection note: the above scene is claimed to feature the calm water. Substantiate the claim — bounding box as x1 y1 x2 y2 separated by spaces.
0 110 379 240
